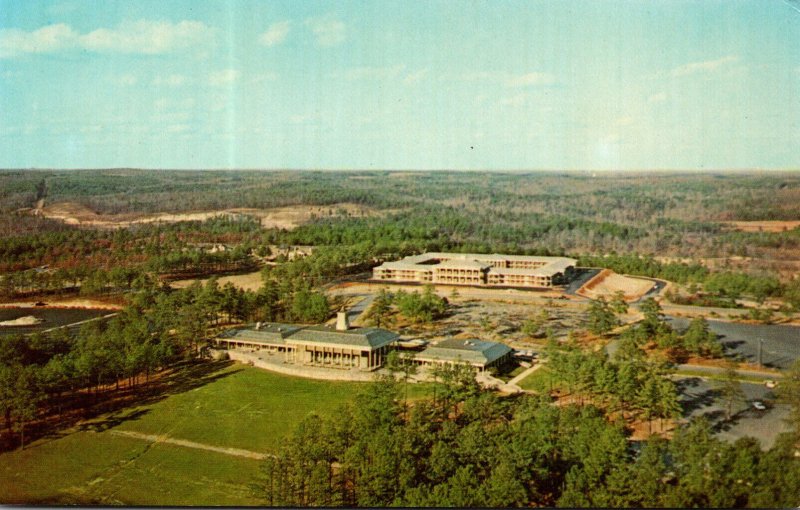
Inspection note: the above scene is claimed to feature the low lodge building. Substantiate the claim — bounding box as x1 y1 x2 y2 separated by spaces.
215 314 397 371
372 252 577 288
410 338 514 373
216 313 514 374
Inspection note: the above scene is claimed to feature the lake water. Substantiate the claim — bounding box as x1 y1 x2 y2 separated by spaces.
0 308 113 337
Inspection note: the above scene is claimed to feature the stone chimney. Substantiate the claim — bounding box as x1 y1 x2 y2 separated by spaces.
336 312 350 331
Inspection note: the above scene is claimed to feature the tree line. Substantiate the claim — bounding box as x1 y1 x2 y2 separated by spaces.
0 272 336 450
256 368 800 507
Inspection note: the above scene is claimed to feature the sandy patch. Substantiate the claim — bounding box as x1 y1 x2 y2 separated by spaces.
170 270 264 292
720 220 800 233
577 269 655 301
37 202 387 231
0 315 43 326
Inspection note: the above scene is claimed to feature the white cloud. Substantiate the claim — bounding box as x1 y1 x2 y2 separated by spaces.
0 23 77 58
153 74 187 87
209 69 240 86
0 20 213 58
305 17 346 47
81 20 213 54
670 55 738 78
259 21 290 47
506 72 555 87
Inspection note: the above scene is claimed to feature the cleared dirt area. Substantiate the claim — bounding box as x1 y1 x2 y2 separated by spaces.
36 202 386 230
720 220 800 232
577 269 655 301
170 270 263 292
329 282 605 349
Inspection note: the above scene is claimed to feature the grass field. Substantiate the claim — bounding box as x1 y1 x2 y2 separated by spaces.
516 365 554 392
0 363 432 505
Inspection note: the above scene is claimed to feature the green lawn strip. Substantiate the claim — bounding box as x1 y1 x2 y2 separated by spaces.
114 365 364 453
403 381 435 401
0 431 148 505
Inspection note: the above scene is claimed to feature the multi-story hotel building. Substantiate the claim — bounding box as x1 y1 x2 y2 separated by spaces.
372 252 576 288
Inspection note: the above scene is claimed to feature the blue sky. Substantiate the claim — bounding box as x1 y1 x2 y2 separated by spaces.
1 0 799 170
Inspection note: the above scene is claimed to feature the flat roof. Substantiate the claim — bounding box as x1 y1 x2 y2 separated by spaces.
375 253 576 275
436 259 490 270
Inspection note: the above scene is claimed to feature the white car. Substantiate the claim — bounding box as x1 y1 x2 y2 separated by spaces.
752 401 767 411
764 380 777 389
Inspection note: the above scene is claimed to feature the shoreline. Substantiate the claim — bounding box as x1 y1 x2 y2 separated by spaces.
0 299 124 311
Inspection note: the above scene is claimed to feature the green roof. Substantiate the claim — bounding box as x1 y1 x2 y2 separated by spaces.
288 326 398 349
414 338 512 367
216 322 301 346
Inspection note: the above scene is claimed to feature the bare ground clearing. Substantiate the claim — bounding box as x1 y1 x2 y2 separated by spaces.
330 282 598 348
0 298 124 310
36 202 388 230
577 269 655 301
170 270 264 292
720 220 800 232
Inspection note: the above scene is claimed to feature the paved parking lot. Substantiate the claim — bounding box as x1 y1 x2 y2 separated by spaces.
676 376 790 448
669 317 800 370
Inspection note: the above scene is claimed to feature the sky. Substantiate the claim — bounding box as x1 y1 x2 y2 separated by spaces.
1 0 799 171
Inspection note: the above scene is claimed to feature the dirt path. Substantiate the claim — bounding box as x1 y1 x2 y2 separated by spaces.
109 430 270 460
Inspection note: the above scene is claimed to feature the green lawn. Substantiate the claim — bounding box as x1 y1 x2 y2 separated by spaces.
111 364 366 452
0 363 432 506
516 366 554 392
0 431 263 506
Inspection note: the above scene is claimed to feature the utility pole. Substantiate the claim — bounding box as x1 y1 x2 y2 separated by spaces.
758 338 764 368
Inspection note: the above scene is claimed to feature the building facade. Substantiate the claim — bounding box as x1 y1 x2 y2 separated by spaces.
373 252 576 288
214 315 397 371
409 338 514 373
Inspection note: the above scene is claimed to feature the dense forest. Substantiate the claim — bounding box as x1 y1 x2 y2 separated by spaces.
1 170 800 507
1 169 799 307
259 365 800 507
